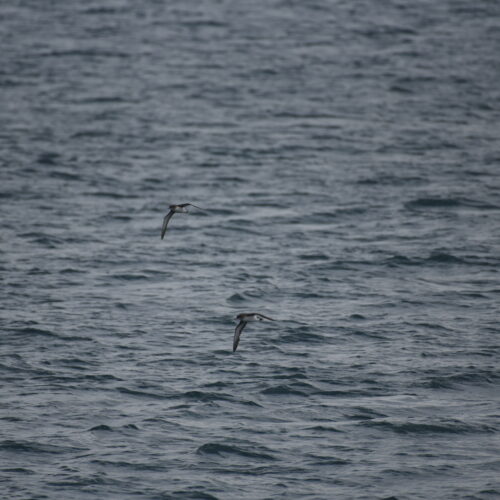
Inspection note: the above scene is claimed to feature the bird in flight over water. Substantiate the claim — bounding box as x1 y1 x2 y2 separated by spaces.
161 203 204 239
233 313 275 352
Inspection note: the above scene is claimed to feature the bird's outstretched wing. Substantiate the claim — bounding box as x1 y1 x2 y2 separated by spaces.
182 203 205 210
233 321 247 352
161 210 175 239
258 313 275 321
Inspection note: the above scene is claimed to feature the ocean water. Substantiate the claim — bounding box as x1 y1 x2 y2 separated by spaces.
1 1 499 499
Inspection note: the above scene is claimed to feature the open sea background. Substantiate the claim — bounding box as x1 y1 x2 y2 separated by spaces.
1 1 499 499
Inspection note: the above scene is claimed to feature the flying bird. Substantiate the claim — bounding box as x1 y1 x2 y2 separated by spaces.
161 203 204 239
233 313 275 352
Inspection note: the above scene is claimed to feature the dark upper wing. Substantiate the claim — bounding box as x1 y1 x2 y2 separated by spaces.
161 210 175 239
258 313 275 321
233 321 247 352
183 203 205 210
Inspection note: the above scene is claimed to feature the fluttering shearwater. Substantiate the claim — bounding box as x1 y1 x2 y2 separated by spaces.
233 313 275 352
161 203 203 239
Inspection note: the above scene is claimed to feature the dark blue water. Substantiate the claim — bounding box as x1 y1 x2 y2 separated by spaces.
1 1 499 499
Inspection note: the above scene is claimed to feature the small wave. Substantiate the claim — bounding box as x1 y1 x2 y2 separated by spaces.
123 423 139 430
344 407 388 421
356 174 424 186
0 361 52 378
306 453 350 466
426 251 464 264
202 381 227 389
413 322 454 332
226 293 246 303
385 252 497 268
82 373 123 382
0 78 24 88
184 18 228 27
212 175 246 184
1 467 35 475
82 7 125 15
260 385 308 397
279 326 324 344
298 252 330 261
94 213 132 223
176 391 234 403
90 459 164 471
0 415 22 422
117 387 169 400
11 327 92 342
71 129 113 139
272 371 308 381
307 212 339 222
478 489 500 498
196 443 276 461
20 232 64 248
349 313 367 320
224 223 261 235
0 440 85 454
283 381 318 394
306 425 343 433
239 399 262 407
79 95 127 104
37 152 60 166
420 369 499 389
390 84 413 94
351 329 388 340
168 489 220 500
384 255 419 267
59 267 85 274
315 388 388 397
42 49 130 59
88 423 138 433
83 191 139 199
111 273 150 281
226 289 267 303
331 206 368 217
13 326 58 337
88 424 113 432
48 170 81 181
405 196 499 210
47 475 117 488
27 267 51 275
363 419 496 435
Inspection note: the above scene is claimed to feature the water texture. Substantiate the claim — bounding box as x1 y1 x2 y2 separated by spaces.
1 1 499 499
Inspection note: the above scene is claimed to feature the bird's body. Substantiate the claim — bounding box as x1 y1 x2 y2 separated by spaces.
233 313 275 352
161 203 203 239
171 204 189 214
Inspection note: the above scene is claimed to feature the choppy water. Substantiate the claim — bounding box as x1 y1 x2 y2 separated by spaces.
1 1 500 499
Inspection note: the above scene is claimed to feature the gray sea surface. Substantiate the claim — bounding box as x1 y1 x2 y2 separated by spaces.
1 1 499 499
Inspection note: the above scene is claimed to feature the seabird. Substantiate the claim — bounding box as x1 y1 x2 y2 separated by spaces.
161 203 204 239
233 313 275 352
